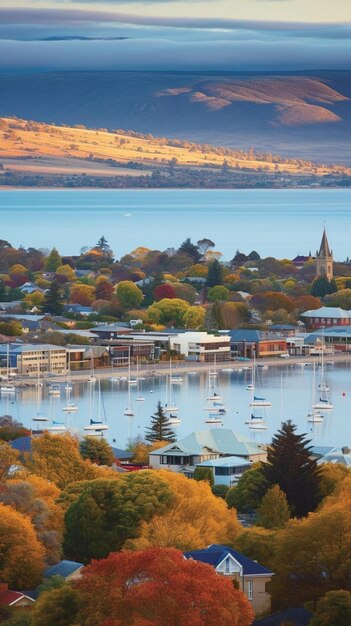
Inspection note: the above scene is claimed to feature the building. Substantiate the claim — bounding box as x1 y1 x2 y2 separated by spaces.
184 545 273 617
316 228 333 281
229 330 287 359
195 456 251 486
149 429 266 471
44 560 84 581
301 306 351 330
169 331 231 362
0 343 67 376
0 584 35 608
292 254 312 269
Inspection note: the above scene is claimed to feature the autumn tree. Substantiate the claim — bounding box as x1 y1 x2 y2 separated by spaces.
95 276 114 301
154 283 176 301
256 484 290 529
24 433 95 489
145 402 176 444
63 472 173 563
79 436 115 466
208 285 230 302
0 442 20 481
76 548 254 626
42 280 64 315
310 590 351 626
0 503 44 589
172 282 197 304
221 302 250 328
116 280 143 308
233 527 277 571
147 297 189 326
30 586 80 626
261 420 321 517
55 264 76 283
184 305 206 329
70 283 95 306
45 248 62 272
127 471 241 551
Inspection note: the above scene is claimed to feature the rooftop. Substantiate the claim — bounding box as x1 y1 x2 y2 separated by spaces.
301 306 351 319
184 544 273 577
150 429 262 458
44 560 84 579
196 456 251 468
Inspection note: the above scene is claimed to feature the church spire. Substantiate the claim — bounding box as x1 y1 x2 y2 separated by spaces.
316 227 333 281
318 228 332 258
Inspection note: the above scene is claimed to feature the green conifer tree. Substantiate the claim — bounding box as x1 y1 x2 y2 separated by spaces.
206 259 223 287
42 280 64 316
45 248 62 272
145 402 176 444
256 484 290 529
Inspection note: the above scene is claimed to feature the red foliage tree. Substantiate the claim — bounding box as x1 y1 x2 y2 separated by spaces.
76 548 254 626
154 283 176 301
95 280 114 301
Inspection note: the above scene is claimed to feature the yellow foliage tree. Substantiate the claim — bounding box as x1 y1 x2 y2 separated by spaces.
0 443 20 481
0 503 45 589
126 470 241 551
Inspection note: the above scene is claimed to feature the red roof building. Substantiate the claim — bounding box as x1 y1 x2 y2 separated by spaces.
0 583 35 607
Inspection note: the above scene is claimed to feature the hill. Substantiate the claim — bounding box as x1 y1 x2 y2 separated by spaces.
0 70 350 164
1 116 350 189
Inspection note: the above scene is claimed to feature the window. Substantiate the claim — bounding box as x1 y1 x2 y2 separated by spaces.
225 558 230 574
247 580 253 600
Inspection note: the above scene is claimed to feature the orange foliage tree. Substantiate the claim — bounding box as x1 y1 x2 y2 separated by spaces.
70 284 96 306
76 548 254 626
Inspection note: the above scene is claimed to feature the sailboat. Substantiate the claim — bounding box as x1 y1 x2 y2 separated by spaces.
314 332 333 410
136 358 145 402
124 347 135 416
32 365 49 424
0 345 15 394
249 354 271 407
47 395 67 431
164 360 179 414
204 360 225 423
65 368 73 392
48 384 60 396
84 378 108 431
308 362 324 423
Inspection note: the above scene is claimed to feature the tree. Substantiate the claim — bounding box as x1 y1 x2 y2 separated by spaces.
30 586 80 626
226 465 267 513
154 283 176 301
76 548 254 626
194 466 214 486
95 277 114 301
127 471 241 551
233 527 277 571
184 305 206 329
0 443 20 481
324 288 351 309
221 302 250 328
45 248 62 272
145 402 176 443
147 298 190 326
79 437 115 466
310 275 337 298
178 238 201 263
55 264 75 282
42 280 64 315
207 259 223 287
63 473 173 563
212 484 230 499
261 421 321 517
0 503 44 589
95 235 111 254
70 284 95 306
116 280 143 308
256 484 290 529
172 282 197 304
310 590 351 626
24 433 96 489
197 238 215 256
208 285 230 302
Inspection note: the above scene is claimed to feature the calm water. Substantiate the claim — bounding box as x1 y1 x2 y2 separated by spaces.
0 188 350 259
3 363 351 449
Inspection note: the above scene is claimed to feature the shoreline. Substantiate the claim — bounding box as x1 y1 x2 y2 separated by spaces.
16 352 351 386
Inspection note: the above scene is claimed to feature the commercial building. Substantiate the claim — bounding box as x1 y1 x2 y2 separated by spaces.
301 306 351 330
169 331 231 362
0 344 67 376
228 330 287 359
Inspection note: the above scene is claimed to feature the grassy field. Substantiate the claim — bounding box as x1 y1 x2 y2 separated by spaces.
1 117 350 184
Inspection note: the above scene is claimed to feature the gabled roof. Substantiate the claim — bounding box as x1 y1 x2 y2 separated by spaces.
184 545 273 576
0 589 34 606
9 435 32 453
228 329 261 342
317 228 332 257
150 429 262 458
44 560 83 579
301 306 351 319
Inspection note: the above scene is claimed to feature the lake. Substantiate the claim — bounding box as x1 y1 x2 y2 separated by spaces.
1 188 350 260
3 362 351 449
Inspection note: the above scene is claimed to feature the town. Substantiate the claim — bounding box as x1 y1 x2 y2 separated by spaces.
0 228 350 625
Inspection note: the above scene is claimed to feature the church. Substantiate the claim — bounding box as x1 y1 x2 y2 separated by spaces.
315 228 333 281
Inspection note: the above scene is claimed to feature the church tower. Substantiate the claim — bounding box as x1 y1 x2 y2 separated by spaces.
316 228 333 281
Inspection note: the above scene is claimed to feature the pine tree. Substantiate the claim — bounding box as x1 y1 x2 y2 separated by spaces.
178 238 201 263
256 484 290 529
42 280 64 316
145 402 176 444
261 420 321 517
45 248 62 272
206 259 223 287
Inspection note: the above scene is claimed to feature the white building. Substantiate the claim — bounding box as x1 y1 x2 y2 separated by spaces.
169 331 231 362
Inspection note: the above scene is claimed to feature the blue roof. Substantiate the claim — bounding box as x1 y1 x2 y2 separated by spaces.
253 608 312 626
228 329 261 342
44 560 83 579
9 436 32 453
196 456 251 469
184 544 273 576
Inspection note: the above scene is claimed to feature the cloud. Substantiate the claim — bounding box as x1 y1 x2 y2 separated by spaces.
1 7 351 39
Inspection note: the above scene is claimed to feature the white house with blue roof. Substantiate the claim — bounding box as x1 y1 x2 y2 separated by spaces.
149 429 266 472
195 455 251 486
184 544 273 617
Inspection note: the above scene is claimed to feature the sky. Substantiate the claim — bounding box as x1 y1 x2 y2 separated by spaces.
0 0 351 72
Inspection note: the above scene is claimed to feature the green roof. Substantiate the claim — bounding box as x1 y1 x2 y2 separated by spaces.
150 428 262 458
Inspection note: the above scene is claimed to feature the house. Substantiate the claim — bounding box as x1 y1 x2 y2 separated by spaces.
195 455 251 486
184 545 273 617
292 254 312 269
253 607 312 626
229 330 287 359
169 331 231 362
44 560 84 581
64 304 93 317
0 583 35 608
149 429 266 471
20 282 44 295
314 445 351 467
301 306 351 330
305 326 351 352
